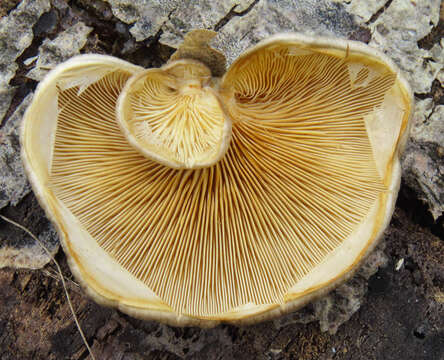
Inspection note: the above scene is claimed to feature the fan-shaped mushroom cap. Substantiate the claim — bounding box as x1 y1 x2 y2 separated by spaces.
21 33 412 327
117 59 231 169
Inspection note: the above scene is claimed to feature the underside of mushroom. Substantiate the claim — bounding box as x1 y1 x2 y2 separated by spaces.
21 32 412 325
117 60 231 169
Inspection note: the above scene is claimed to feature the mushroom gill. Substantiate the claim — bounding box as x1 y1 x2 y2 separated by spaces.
22 33 412 325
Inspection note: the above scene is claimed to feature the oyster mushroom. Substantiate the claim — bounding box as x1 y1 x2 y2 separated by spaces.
21 31 412 327
117 59 231 169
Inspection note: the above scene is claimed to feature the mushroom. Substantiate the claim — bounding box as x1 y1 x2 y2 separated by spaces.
21 31 412 327
116 59 231 169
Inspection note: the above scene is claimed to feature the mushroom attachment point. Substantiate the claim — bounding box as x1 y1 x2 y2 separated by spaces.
21 32 412 327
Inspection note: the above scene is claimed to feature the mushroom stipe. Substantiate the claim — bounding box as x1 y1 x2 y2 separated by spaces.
21 30 412 327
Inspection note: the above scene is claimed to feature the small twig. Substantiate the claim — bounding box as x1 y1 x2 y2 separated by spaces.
0 215 96 360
